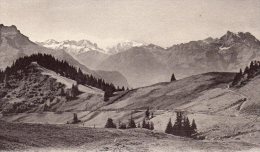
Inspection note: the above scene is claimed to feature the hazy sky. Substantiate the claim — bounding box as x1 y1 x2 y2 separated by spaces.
1 0 260 48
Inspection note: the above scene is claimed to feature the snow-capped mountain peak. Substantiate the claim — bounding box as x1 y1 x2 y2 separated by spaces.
38 39 106 55
106 40 146 54
43 39 59 45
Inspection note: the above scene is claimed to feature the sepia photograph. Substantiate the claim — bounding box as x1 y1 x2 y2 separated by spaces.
0 0 260 151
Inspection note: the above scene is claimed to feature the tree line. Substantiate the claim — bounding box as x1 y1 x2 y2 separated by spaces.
105 108 154 130
232 60 260 86
0 53 120 99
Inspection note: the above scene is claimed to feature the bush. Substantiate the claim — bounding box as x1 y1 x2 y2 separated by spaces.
105 118 117 128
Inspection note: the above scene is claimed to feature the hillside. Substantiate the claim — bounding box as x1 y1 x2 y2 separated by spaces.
3 70 260 149
97 31 260 87
1 121 257 152
0 24 129 88
97 44 169 87
0 61 106 115
2 70 260 146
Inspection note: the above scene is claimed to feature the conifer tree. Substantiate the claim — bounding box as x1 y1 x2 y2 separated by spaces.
105 118 116 128
171 73 176 82
72 113 80 124
128 113 136 128
172 112 183 136
232 69 243 86
165 118 173 134
145 107 150 119
183 117 191 137
191 119 197 135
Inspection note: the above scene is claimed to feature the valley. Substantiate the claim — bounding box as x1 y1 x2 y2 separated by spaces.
1 24 260 152
1 59 260 151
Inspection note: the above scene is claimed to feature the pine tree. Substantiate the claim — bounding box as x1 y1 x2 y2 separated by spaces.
183 117 191 137
3 74 10 88
104 91 110 101
72 113 80 124
191 119 197 135
165 118 173 134
244 66 250 75
232 69 243 86
172 112 183 136
145 107 150 119
171 73 176 82
105 118 116 128
128 113 136 128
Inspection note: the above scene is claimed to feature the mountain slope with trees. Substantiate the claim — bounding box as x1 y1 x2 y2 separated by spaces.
0 53 121 114
0 24 129 88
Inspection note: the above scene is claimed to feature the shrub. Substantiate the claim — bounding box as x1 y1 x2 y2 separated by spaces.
105 118 116 128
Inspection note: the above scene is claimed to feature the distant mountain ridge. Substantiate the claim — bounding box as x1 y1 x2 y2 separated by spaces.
37 39 105 55
37 39 109 69
32 25 260 87
97 31 260 87
0 24 130 88
106 40 146 54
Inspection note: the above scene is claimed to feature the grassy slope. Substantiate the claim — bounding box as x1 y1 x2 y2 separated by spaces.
0 120 257 152
1 71 260 148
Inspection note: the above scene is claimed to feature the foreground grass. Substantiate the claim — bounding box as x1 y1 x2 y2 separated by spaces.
0 121 258 152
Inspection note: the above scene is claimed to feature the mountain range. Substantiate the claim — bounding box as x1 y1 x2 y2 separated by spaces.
38 30 260 88
0 24 129 88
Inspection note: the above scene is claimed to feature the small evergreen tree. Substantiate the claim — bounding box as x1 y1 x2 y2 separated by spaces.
183 117 191 137
72 113 81 124
165 118 173 134
104 91 110 101
171 73 176 82
128 114 136 128
71 84 79 98
105 118 117 128
191 119 197 135
145 107 150 118
172 112 183 136
232 69 243 86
